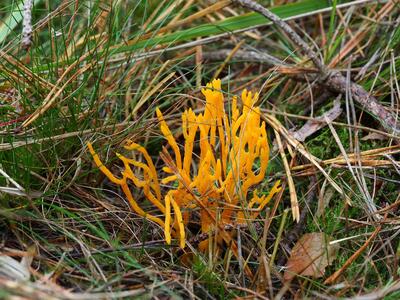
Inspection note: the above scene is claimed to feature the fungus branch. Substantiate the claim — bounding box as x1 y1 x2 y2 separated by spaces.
88 79 281 252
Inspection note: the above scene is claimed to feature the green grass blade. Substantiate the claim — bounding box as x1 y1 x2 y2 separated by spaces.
115 0 352 54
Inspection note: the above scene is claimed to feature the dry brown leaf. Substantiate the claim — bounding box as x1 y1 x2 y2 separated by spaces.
284 232 338 281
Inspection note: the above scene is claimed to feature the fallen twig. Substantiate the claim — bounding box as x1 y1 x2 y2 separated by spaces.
203 49 288 66
325 70 400 135
231 0 326 73
21 0 33 50
232 0 400 136
290 96 342 142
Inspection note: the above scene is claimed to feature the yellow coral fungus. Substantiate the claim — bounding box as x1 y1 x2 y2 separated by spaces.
88 79 281 250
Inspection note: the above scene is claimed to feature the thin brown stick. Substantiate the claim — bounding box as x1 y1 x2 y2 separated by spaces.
21 0 33 50
231 0 326 73
326 71 400 135
203 49 287 66
231 0 400 136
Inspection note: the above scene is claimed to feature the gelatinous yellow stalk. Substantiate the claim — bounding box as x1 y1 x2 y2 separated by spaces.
88 79 281 250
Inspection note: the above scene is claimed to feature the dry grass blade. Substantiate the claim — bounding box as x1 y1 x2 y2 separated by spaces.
329 1 395 68
0 277 171 300
131 0 231 43
0 121 137 151
21 43 105 127
324 225 382 285
130 70 176 117
213 40 245 79
264 114 351 205
292 145 400 172
326 117 381 218
196 41 202 89
0 50 55 90
274 129 299 222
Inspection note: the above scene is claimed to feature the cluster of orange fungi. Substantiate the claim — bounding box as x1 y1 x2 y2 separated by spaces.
88 79 281 251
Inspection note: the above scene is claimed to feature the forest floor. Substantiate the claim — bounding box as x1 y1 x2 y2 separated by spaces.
0 0 399 299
